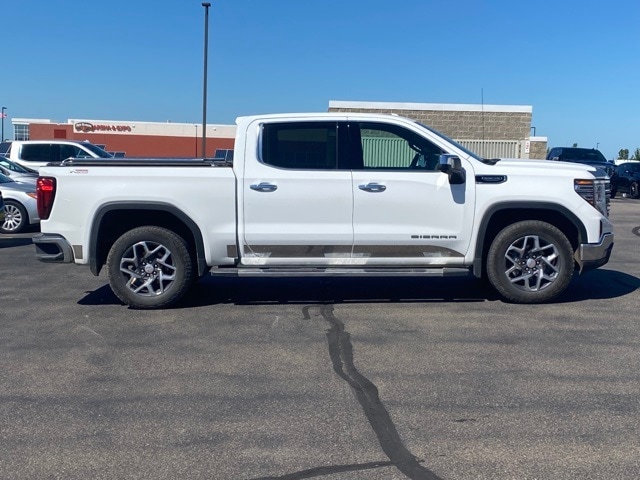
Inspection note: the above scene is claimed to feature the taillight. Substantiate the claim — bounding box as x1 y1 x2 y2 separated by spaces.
36 177 56 220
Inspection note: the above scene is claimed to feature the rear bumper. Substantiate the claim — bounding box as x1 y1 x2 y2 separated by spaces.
575 233 614 272
33 233 74 263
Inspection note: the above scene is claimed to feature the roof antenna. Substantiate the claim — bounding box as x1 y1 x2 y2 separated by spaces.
481 87 485 142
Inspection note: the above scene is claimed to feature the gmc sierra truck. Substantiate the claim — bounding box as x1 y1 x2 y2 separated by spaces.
33 113 613 308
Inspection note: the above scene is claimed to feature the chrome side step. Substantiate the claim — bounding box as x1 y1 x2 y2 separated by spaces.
209 267 472 278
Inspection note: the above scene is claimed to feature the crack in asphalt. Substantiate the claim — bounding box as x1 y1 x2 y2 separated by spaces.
306 305 440 480
247 305 442 480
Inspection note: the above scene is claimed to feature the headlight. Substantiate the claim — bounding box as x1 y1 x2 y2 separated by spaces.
575 178 610 217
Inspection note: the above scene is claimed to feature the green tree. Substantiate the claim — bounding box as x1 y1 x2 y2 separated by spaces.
572 143 578 147
618 148 629 159
633 148 640 161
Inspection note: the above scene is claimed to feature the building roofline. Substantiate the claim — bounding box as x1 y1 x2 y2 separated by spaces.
11 118 52 124
329 100 532 114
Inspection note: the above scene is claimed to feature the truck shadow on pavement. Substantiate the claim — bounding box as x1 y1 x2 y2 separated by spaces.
0 237 33 248
78 268 639 308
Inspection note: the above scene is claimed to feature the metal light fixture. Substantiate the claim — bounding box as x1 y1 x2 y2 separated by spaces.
201 2 211 158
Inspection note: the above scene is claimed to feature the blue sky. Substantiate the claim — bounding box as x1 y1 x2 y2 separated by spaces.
2 0 639 159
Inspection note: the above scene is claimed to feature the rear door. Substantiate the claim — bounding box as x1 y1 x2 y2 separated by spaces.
240 120 354 266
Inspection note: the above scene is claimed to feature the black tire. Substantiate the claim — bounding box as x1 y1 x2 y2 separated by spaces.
1 200 28 233
486 221 574 304
106 226 194 309
629 182 639 199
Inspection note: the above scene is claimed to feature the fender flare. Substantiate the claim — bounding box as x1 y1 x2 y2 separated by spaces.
88 201 208 276
472 201 587 277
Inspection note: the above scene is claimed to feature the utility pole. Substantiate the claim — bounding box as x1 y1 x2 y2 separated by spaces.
201 2 211 158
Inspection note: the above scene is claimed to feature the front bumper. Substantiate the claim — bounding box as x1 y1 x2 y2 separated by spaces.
33 233 74 263
575 233 614 272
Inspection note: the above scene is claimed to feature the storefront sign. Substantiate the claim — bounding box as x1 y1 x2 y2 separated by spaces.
74 122 132 133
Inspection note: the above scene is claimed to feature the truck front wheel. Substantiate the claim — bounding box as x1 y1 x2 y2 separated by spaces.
486 221 574 303
106 226 194 309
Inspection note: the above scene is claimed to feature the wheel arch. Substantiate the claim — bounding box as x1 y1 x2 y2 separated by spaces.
473 202 587 278
89 202 208 277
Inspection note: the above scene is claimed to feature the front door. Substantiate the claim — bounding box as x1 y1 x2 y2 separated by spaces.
349 121 476 266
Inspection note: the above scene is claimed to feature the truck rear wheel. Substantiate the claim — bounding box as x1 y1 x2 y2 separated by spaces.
106 226 194 309
486 221 574 303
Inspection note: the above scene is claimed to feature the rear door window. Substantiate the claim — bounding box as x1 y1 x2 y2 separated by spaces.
20 144 51 163
261 122 338 170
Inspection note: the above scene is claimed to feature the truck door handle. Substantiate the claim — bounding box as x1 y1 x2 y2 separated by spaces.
358 182 386 193
250 182 278 192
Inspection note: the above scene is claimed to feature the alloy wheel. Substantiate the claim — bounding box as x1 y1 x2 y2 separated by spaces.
503 234 560 292
119 240 177 296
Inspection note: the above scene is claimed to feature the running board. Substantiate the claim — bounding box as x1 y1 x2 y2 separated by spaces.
209 266 472 278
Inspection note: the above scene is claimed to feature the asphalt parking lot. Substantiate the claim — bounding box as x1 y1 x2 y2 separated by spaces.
1 199 639 480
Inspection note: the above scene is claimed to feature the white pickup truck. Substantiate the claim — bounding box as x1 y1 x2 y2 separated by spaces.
33 113 613 308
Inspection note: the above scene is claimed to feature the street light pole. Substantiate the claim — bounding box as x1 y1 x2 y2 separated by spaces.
201 2 211 159
1 107 6 141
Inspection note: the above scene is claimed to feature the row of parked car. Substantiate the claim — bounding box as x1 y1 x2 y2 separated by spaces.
546 147 640 199
0 156 39 233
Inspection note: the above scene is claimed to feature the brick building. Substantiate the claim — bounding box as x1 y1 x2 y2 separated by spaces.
10 118 235 158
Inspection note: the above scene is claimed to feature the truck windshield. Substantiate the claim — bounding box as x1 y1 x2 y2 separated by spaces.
414 121 483 162
82 143 113 158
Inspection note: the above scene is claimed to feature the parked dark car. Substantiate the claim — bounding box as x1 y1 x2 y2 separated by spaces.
0 141 11 156
611 162 640 199
547 147 615 177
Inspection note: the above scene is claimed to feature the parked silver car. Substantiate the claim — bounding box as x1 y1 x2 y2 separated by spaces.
0 173 39 233
0 156 38 185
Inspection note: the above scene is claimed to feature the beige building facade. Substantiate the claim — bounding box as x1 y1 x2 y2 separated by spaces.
328 100 547 159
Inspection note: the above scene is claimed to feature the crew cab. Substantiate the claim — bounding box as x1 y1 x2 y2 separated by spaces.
33 113 613 308
3 140 113 172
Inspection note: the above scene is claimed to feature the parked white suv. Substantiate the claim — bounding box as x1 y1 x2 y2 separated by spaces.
3 140 113 172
